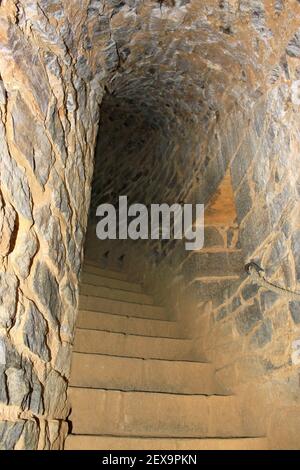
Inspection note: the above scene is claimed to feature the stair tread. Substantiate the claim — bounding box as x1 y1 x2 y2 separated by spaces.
77 309 176 324
69 388 260 438
76 326 188 340
76 310 181 338
73 328 204 361
79 295 167 320
67 265 264 447
80 283 154 305
81 272 143 292
65 435 268 450
69 387 233 399
83 265 128 281
70 352 220 395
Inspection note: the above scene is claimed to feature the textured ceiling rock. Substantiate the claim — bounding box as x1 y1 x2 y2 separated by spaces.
102 0 300 126
1 1 299 155
88 0 300 218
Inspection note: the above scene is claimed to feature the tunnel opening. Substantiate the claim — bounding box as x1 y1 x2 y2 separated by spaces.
80 45 300 447
84 77 204 271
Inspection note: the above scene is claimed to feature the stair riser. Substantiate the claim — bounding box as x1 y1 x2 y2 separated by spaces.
69 265 265 448
80 284 154 305
65 436 269 450
79 296 167 320
83 266 127 280
81 273 142 293
69 389 259 438
70 353 220 395
76 311 182 338
73 329 204 361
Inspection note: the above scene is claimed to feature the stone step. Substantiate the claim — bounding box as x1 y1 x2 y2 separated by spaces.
73 329 203 361
80 283 154 305
68 388 259 438
70 353 221 395
83 264 127 281
81 272 143 293
79 296 167 320
76 310 182 338
65 435 268 450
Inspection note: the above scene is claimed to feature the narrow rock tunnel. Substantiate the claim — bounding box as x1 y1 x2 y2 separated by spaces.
0 0 300 450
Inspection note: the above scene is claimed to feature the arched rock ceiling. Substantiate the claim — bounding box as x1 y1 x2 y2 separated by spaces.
8 0 299 133
88 0 300 216
100 0 300 132
4 0 299 125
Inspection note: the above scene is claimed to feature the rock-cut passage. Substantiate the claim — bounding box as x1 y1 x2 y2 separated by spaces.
65 262 268 450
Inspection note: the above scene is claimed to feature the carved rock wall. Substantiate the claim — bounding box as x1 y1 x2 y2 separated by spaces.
0 0 108 449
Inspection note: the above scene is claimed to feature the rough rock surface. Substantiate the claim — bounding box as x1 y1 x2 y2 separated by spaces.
0 0 299 449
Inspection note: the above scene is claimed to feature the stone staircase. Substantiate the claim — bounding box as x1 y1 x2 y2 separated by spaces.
64 263 268 450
